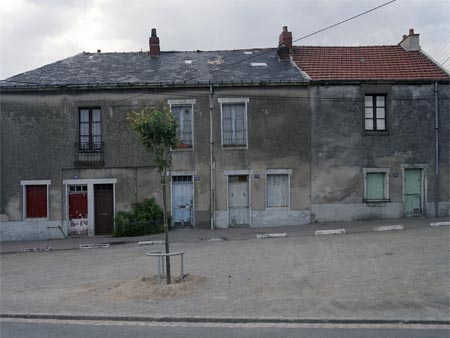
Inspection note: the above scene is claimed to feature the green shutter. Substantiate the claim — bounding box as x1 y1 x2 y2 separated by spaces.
366 173 385 200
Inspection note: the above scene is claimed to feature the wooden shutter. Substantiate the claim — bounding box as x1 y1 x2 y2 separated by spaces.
26 185 47 218
366 173 385 200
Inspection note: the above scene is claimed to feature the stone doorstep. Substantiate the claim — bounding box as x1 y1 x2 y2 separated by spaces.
373 225 404 231
315 229 346 236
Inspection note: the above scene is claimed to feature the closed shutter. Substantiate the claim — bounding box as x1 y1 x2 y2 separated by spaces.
267 174 288 207
366 173 385 200
26 185 47 218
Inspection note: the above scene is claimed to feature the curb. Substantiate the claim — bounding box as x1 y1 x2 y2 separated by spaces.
1 313 449 326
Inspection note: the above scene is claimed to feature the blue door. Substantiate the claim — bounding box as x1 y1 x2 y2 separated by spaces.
171 176 193 228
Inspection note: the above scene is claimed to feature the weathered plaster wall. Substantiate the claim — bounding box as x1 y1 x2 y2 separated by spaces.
310 83 449 221
212 86 311 227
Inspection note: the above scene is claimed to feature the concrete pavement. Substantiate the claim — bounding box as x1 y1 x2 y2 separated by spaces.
1 217 448 253
1 217 449 323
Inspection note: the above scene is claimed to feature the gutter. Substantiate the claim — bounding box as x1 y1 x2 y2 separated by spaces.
434 82 439 217
209 84 216 230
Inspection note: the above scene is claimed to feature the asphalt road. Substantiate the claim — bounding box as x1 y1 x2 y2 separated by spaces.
1 320 449 338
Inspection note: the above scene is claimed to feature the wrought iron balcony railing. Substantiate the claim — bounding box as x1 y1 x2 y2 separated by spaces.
74 142 104 167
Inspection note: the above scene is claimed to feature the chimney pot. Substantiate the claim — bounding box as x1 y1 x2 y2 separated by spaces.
278 26 293 59
399 28 420 51
149 27 160 57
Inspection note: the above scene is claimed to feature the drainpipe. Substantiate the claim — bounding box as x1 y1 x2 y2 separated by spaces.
434 82 439 217
209 83 216 230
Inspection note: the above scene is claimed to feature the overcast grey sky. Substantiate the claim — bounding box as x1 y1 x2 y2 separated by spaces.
0 0 449 79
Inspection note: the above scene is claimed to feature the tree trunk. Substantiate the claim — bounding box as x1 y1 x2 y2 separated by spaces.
162 181 171 284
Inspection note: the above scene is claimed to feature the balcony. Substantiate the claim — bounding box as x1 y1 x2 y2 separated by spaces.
74 142 104 167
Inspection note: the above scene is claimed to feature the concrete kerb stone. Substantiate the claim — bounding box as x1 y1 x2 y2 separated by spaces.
373 225 404 232
315 229 346 236
256 233 287 239
79 243 111 249
1 313 449 326
138 240 165 246
430 221 450 227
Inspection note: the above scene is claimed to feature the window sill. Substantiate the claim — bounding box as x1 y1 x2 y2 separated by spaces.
363 199 390 206
222 145 248 150
265 207 290 211
362 131 390 136
173 146 193 152
24 218 49 221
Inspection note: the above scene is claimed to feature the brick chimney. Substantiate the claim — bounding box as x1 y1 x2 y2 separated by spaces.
278 26 292 59
149 28 160 57
399 28 420 51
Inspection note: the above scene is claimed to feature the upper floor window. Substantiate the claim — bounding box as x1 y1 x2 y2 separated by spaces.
219 98 249 148
364 95 386 131
79 108 101 151
171 105 193 148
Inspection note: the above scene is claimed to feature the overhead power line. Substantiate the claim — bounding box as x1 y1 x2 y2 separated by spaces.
184 0 397 82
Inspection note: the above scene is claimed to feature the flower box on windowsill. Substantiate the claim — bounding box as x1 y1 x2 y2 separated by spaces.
176 143 191 149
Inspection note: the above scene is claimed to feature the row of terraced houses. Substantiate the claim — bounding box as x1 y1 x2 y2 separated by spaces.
1 27 448 241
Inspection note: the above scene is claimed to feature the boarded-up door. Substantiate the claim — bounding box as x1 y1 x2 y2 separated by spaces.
228 175 249 226
171 176 193 228
94 184 114 235
404 169 422 217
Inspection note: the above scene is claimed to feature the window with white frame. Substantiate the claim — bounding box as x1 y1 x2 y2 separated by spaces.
364 95 386 131
265 170 291 208
363 169 390 202
79 107 102 151
170 104 193 148
220 98 248 147
21 180 50 219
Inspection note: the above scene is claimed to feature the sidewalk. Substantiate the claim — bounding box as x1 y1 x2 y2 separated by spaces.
0 220 449 322
1 217 448 253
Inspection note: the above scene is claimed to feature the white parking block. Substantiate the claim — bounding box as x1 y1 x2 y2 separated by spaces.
315 229 346 236
373 225 404 231
138 240 165 246
256 233 287 239
79 243 110 249
430 221 450 227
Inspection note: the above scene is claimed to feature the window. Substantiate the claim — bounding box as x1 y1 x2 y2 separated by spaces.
219 98 249 147
79 108 101 151
265 169 292 209
363 169 390 202
21 180 50 219
364 95 386 131
171 105 193 148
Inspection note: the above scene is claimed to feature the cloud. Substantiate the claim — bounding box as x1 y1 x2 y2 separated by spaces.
1 0 448 79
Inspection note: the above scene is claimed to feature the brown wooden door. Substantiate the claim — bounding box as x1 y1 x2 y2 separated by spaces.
94 184 114 235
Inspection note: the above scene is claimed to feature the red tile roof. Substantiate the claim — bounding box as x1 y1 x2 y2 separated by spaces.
292 45 449 81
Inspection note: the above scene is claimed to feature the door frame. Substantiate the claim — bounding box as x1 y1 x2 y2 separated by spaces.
401 164 427 217
63 178 117 236
169 171 195 228
224 170 253 227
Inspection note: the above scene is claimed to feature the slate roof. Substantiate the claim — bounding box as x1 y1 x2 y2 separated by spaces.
1 48 307 89
292 45 449 81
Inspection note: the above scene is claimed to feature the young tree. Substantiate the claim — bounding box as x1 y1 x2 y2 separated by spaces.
128 105 178 284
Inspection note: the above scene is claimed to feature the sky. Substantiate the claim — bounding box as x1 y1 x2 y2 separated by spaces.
0 0 449 79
